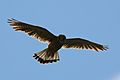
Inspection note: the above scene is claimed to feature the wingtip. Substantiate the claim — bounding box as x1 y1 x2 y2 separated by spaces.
8 18 16 20
103 45 109 50
8 18 17 23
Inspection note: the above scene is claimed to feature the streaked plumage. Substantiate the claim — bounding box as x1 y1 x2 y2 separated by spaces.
8 18 108 64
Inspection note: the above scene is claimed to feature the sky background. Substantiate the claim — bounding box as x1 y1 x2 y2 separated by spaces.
0 0 120 80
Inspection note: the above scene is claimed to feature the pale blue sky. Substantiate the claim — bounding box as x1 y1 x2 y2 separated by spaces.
0 0 120 80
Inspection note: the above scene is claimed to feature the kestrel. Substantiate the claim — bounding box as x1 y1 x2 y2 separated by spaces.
8 18 108 64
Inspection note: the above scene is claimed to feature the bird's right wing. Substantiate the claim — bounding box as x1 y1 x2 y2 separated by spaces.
63 38 108 51
8 18 57 43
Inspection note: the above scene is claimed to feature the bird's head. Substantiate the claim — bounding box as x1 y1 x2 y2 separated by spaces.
58 34 66 41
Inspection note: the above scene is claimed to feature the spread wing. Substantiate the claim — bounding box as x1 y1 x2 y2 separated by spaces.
8 18 57 43
63 38 108 51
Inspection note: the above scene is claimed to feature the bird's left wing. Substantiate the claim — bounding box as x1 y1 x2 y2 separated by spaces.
62 38 108 51
8 18 57 43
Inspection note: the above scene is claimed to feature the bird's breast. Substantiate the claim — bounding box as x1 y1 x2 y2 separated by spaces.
48 41 63 53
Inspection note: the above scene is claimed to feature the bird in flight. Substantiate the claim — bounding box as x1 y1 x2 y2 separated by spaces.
8 18 108 64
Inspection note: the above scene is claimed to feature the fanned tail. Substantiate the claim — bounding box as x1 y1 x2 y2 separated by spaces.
33 48 60 64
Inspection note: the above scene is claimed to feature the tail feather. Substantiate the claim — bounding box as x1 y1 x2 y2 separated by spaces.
33 48 60 64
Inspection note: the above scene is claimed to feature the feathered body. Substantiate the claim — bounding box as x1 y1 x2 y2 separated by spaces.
33 35 66 63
